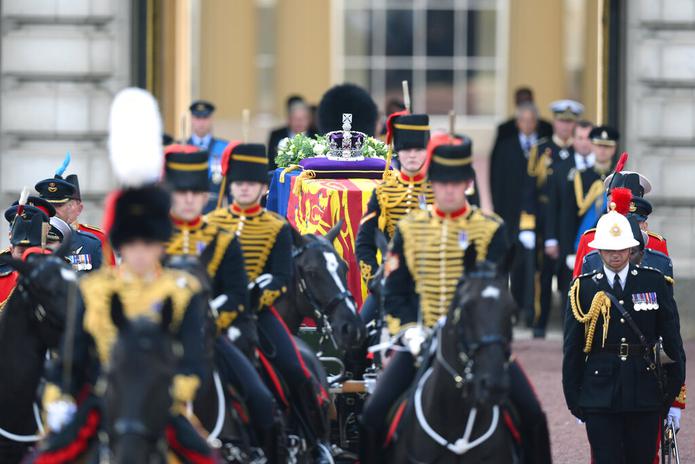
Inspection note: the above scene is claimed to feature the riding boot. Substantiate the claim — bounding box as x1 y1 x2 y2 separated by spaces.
259 411 288 464
525 412 552 464
293 378 329 442
358 423 385 464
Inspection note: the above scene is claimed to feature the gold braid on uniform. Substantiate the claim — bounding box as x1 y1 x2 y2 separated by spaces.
206 230 235 277
527 145 553 188
575 175 605 216
674 385 687 408
360 260 373 282
206 209 285 282
665 275 675 285
376 177 434 237
569 278 611 353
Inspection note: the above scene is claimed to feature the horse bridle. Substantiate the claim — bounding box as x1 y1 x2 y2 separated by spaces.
292 237 355 351
436 279 508 390
15 258 69 331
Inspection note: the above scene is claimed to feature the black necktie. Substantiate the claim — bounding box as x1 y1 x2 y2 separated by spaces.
612 274 622 297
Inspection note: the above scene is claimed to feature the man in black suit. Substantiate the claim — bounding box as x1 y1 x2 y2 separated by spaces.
563 209 684 464
494 87 553 143
490 102 539 321
267 95 315 170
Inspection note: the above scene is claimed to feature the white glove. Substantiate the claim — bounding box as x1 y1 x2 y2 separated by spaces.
253 274 273 289
565 254 576 270
519 231 536 250
227 325 241 342
402 326 427 357
46 400 76 432
668 406 681 431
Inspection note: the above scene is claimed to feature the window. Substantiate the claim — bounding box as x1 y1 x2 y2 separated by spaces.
342 0 507 119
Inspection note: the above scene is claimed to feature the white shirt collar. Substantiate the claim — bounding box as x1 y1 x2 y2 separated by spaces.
574 152 595 170
192 133 212 147
603 264 629 290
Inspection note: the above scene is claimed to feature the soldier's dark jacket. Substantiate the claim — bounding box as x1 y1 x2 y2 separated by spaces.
383 206 508 334
519 135 575 234
44 266 207 408
562 265 685 414
206 203 292 309
355 171 433 283
166 216 249 330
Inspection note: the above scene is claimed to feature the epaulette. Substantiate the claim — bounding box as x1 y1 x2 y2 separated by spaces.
647 231 665 242
80 223 104 233
76 229 101 243
576 269 599 279
635 264 664 275
536 136 550 146
473 207 504 224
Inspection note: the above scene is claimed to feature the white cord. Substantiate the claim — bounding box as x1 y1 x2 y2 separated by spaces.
206 371 226 444
0 424 42 443
33 403 45 435
414 367 500 455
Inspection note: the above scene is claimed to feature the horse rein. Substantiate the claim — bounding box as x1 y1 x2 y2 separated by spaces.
292 238 355 351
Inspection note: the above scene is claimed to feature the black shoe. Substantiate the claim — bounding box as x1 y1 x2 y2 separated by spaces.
532 328 546 339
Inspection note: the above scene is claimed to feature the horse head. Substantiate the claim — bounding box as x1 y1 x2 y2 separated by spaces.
0 239 76 348
105 294 176 463
445 244 516 407
291 220 366 351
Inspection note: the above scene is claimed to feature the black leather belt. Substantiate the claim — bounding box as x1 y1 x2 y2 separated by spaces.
594 343 646 360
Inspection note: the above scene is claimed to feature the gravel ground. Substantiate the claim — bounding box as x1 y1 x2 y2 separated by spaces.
513 330 694 464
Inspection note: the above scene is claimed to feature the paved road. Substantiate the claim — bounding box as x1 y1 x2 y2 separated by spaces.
514 332 694 463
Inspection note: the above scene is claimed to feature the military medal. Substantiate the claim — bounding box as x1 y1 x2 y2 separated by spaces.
458 231 469 250
559 149 570 160
632 293 645 311
418 193 427 210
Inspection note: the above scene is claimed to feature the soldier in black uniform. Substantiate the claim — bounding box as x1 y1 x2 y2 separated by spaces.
519 99 584 338
360 135 551 463
206 143 331 457
356 113 432 325
562 209 685 464
38 184 214 463
542 125 619 334
162 144 280 457
34 177 103 272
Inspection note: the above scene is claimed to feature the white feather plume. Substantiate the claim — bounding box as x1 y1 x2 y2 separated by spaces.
108 87 163 187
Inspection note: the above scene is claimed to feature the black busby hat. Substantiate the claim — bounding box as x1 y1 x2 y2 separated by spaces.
9 211 46 247
223 143 268 184
392 114 430 152
317 84 379 136
590 125 620 146
427 134 475 182
35 178 77 204
109 185 172 249
164 145 210 192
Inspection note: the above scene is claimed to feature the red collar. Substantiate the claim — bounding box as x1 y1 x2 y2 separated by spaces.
433 204 469 219
170 215 203 228
230 203 263 217
399 170 426 183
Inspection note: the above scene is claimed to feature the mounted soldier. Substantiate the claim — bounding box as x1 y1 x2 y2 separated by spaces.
360 133 551 463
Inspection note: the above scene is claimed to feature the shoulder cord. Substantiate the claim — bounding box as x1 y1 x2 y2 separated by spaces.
569 279 611 353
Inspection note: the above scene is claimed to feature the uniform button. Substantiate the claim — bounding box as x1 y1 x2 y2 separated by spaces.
594 370 599 375
620 318 625 323
621 338 626 342
619 300 624 305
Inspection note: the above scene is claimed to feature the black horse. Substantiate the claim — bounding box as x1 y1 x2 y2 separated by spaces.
276 220 366 353
388 256 518 463
103 294 176 463
0 243 73 463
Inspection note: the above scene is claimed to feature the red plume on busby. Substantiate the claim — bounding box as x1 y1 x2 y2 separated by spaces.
609 187 632 216
613 152 628 174
385 109 410 146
